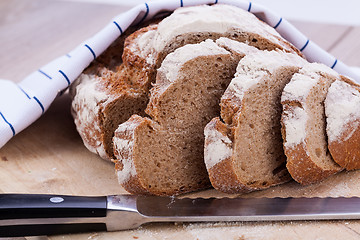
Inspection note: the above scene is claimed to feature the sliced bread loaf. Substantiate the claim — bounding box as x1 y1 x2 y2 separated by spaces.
71 4 303 161
113 39 258 195
325 76 360 170
281 63 343 185
204 50 307 193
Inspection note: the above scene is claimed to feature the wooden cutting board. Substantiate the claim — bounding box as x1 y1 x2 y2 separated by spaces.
1 0 360 239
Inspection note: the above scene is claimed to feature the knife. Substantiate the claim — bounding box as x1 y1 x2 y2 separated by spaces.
0 194 359 237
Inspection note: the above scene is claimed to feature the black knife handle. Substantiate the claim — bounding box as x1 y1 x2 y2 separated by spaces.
0 194 107 219
0 194 107 237
0 223 107 237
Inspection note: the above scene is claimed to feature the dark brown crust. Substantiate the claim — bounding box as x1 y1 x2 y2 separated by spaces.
121 24 158 91
328 121 360 170
281 72 343 185
340 75 360 88
328 76 360 170
206 118 255 193
113 115 152 195
120 175 152 195
209 159 256 194
285 144 340 185
71 23 159 160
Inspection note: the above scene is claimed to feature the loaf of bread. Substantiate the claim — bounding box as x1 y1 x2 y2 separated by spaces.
204 50 307 193
281 63 343 185
325 76 360 170
71 4 302 162
70 3 360 195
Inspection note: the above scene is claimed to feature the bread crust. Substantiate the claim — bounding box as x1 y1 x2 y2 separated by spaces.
70 23 158 160
281 64 343 185
326 76 360 170
113 115 153 195
284 142 340 185
206 118 256 193
328 122 360 170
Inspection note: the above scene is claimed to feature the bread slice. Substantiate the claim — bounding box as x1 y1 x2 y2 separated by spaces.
112 40 257 195
71 4 303 161
204 50 307 194
325 76 360 170
281 63 343 185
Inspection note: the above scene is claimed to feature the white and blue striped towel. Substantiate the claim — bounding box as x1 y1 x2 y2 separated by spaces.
0 0 359 148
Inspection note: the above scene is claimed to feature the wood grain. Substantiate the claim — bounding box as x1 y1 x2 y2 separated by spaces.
291 20 353 52
1 0 360 239
0 0 129 82
330 27 360 66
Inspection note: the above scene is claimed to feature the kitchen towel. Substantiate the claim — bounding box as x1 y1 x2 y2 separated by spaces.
0 0 359 148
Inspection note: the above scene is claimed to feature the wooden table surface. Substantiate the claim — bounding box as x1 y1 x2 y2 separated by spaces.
1 0 360 239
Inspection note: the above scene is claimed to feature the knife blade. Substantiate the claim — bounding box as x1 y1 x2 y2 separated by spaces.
0 194 359 237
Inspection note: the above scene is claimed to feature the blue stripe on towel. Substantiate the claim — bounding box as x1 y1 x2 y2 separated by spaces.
33 96 44 114
0 112 15 136
300 39 309 51
331 59 338 69
38 69 52 79
274 18 282 29
113 21 123 34
59 70 70 86
18 86 31 99
180 0 183 7
248 2 252 12
84 44 96 59
214 0 218 3
139 3 149 24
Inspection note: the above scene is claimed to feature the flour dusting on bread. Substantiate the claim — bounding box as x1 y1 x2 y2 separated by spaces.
204 123 232 170
152 4 285 53
281 63 339 148
113 119 140 185
281 106 308 148
71 74 109 158
326 80 360 142
282 63 343 185
158 40 229 82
